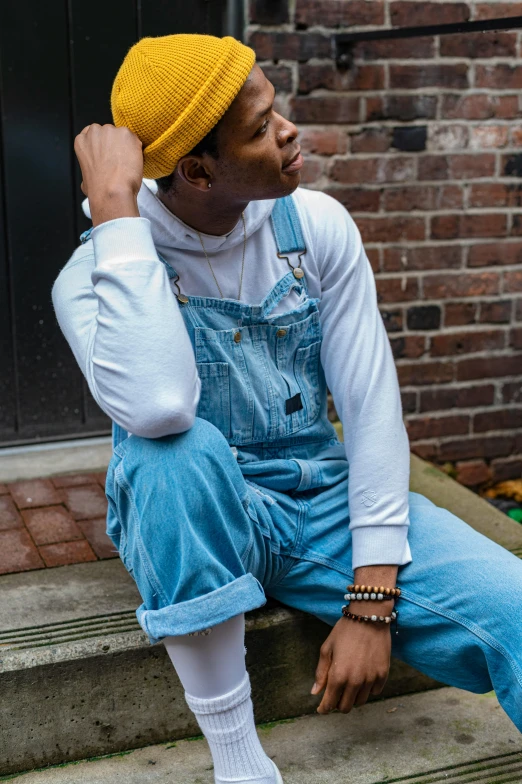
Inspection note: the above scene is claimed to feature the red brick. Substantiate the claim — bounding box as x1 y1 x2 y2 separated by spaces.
366 247 380 273
505 271 522 293
0 484 7 495
398 361 454 386
354 35 435 60
389 64 468 90
77 518 118 559
390 1 470 26
390 335 426 359
419 384 495 412
476 65 522 90
439 435 514 461
365 95 437 122
424 272 499 299
290 96 360 124
259 65 292 93
298 63 384 94
450 154 496 180
21 505 83 546
418 156 449 181
330 156 416 185
430 329 505 357
350 128 391 154
475 3 522 19
0 496 23 531
444 302 477 326
490 457 522 482
0 529 44 575
511 327 522 349
456 355 522 381
474 408 522 433
357 216 425 243
61 484 108 521
517 300 522 321
432 214 506 241
248 32 330 62
376 277 420 303
502 381 522 404
325 187 380 213
401 390 418 414
299 128 348 156
406 415 469 440
383 185 463 212
441 93 520 121
440 32 516 58
468 240 522 266
8 479 60 510
295 0 385 27
479 301 512 323
411 442 440 460
469 126 509 151
383 245 461 272
456 460 492 487
52 473 99 488
39 540 97 568
510 127 522 147
469 184 522 209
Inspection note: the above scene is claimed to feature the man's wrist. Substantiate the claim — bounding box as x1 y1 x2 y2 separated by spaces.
348 564 399 618
90 188 140 228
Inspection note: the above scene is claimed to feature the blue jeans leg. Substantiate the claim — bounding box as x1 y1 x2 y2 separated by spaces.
267 487 522 732
105 418 268 643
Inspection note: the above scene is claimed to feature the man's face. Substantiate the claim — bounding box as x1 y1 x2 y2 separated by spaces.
208 64 302 201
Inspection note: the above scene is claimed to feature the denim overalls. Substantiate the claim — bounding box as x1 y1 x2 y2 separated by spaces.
84 196 522 731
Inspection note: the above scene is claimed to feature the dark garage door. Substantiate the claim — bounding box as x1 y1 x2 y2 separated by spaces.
0 0 232 446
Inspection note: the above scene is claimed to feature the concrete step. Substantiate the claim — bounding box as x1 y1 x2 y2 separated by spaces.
1 454 522 776
4 686 521 783
0 559 440 776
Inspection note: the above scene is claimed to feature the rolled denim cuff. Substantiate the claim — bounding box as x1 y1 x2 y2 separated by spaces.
136 573 266 645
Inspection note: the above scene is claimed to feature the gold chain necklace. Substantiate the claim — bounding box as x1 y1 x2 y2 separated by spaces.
196 212 246 301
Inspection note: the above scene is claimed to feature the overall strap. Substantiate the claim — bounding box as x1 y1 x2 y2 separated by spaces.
270 195 306 255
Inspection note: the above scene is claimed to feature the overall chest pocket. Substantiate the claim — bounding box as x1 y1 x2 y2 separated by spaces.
196 361 232 440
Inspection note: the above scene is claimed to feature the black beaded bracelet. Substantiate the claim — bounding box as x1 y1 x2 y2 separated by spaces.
342 606 400 635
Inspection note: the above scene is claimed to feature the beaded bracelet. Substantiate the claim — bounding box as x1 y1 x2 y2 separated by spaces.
345 584 401 602
342 606 399 634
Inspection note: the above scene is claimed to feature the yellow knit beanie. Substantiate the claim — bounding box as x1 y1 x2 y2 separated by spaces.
111 34 256 179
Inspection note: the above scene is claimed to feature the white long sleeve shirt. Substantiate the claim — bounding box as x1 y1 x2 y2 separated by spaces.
52 180 412 569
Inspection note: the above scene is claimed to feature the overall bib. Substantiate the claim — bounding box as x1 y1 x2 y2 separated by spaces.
83 196 522 730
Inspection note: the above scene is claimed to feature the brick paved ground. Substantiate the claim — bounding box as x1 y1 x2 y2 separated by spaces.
0 473 116 575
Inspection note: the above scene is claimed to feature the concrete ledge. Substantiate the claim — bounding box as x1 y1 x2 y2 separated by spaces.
0 437 112 483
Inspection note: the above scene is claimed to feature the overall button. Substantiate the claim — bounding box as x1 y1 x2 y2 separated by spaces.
276 329 287 337
234 331 242 343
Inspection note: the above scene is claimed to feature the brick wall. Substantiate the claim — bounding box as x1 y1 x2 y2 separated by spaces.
247 0 522 486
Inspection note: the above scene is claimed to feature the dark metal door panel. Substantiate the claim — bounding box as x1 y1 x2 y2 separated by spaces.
0 0 228 446
0 1 85 444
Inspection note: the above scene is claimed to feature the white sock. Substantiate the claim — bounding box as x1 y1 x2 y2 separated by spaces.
164 615 247 699
185 672 278 783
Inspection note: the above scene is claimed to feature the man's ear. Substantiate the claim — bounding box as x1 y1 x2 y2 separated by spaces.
177 156 212 191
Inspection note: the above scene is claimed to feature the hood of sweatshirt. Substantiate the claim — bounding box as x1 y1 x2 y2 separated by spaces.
82 179 277 253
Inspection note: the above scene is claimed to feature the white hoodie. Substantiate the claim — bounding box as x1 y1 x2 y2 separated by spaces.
52 180 412 569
